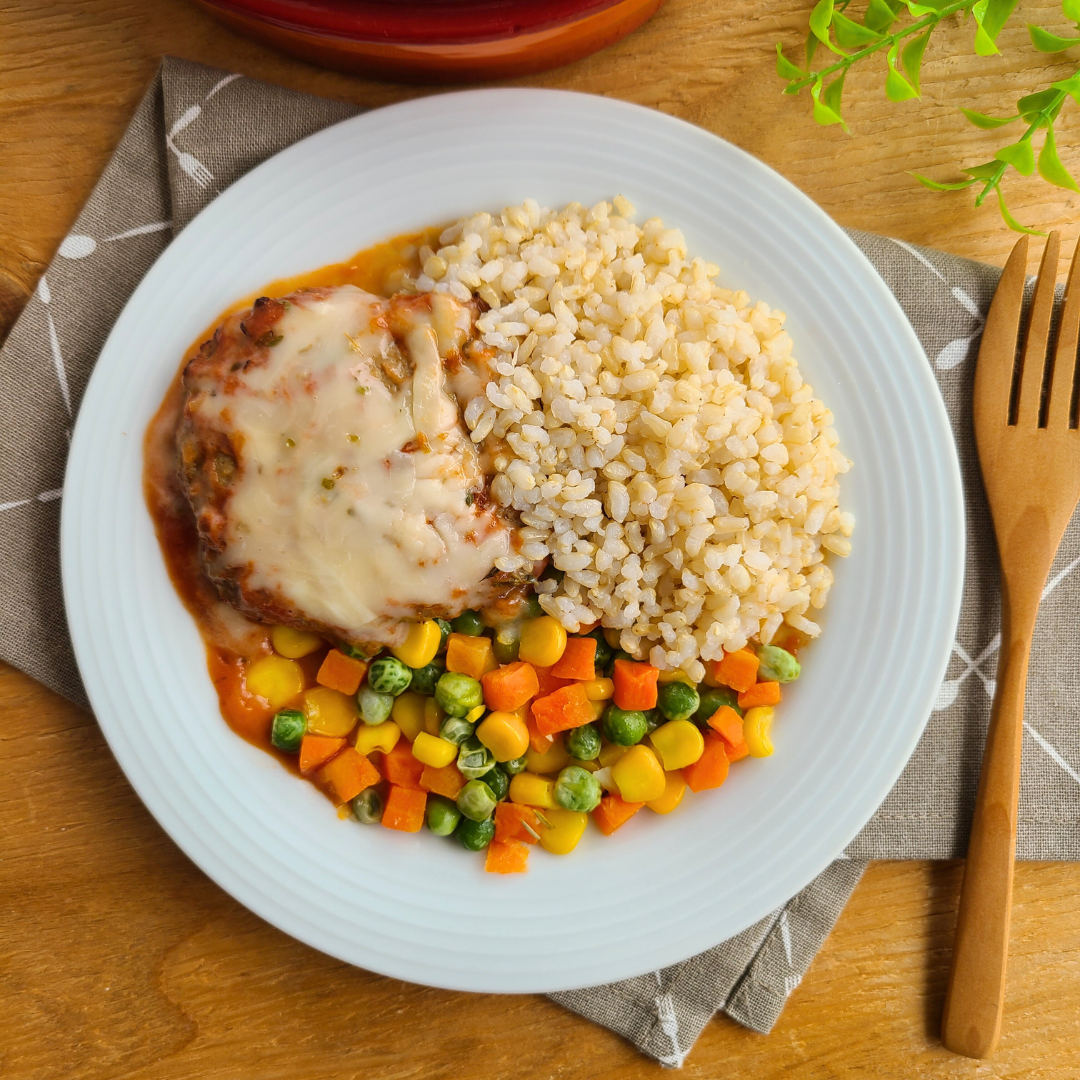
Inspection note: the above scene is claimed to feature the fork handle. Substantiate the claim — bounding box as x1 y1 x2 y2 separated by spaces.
941 576 1041 1058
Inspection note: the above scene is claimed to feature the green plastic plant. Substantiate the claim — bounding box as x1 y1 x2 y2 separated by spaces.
777 1 1080 233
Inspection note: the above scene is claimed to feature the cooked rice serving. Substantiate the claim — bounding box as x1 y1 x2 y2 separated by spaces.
416 198 853 682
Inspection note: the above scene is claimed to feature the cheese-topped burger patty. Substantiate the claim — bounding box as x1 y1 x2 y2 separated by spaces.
178 284 515 650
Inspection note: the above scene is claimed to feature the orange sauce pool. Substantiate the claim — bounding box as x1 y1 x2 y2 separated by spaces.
142 229 440 766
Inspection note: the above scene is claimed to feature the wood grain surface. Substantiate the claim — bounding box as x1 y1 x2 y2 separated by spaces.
4 2 1080 1075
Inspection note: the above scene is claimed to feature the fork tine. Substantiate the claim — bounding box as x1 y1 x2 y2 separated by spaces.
1047 236 1080 430
974 236 1028 428
1016 232 1060 426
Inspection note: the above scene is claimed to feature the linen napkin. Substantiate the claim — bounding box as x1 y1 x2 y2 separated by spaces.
3 57 1079 1067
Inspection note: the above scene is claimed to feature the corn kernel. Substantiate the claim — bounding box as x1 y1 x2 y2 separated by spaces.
649 719 705 771
465 704 486 724
518 615 568 668
526 739 571 775
646 771 686 815
392 691 426 742
391 619 442 669
423 696 445 736
246 655 305 710
611 744 666 802
271 625 323 659
412 731 458 768
574 758 601 773
598 741 627 768
538 807 588 854
355 720 401 756
477 711 530 762
582 677 615 701
509 772 556 808
656 669 694 686
302 686 359 738
744 706 775 758
602 627 621 649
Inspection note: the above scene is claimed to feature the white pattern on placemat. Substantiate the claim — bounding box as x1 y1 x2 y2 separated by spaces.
37 275 72 416
653 971 687 1069
1025 721 1080 787
934 635 1000 711
890 237 946 281
934 553 1080 712
1 488 62 514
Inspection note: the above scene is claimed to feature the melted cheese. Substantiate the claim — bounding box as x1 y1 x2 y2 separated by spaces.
193 285 509 640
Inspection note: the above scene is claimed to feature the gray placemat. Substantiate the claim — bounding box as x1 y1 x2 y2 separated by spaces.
3 57 1078 1067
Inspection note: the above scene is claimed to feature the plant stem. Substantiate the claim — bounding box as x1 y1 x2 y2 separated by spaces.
786 0 977 92
973 90 1068 205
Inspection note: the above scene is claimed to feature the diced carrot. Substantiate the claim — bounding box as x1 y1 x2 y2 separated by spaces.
299 735 346 774
485 838 530 873
593 793 645 835
550 636 597 681
531 682 595 736
707 705 749 760
382 739 425 790
316 649 368 696
612 659 659 711
481 660 540 712
524 706 555 754
446 633 498 680
577 619 601 634
715 648 759 694
738 681 781 709
381 786 427 832
419 762 466 799
494 801 541 845
533 665 573 698
682 732 731 792
315 747 380 804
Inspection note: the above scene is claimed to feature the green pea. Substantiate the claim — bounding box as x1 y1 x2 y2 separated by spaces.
434 618 452 654
553 765 602 813
694 687 743 725
604 648 633 678
451 609 485 636
270 709 306 752
357 684 394 725
457 778 497 821
492 625 521 664
484 766 510 802
425 795 462 836
435 671 483 717
367 656 412 695
602 704 648 746
565 722 601 761
643 707 664 734
457 735 496 779
521 593 545 620
409 661 445 696
338 642 372 661
352 788 383 824
503 754 529 775
658 681 700 722
588 628 613 670
756 644 801 683
457 816 496 851
439 716 475 746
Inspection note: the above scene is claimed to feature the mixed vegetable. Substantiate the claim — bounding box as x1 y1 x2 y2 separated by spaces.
244 607 802 874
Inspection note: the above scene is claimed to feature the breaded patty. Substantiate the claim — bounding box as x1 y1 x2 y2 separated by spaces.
177 284 517 651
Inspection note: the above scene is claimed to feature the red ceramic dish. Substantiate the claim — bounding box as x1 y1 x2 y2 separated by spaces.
195 0 665 82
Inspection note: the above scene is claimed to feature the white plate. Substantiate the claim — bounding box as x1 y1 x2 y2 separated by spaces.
62 89 963 993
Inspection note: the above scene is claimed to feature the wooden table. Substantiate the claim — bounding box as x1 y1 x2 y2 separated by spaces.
4 2 1080 1075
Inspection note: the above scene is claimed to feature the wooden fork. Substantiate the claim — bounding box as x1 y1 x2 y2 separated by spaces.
941 233 1080 1058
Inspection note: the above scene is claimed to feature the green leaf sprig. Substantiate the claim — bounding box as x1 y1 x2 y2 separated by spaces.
776 1 1080 233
